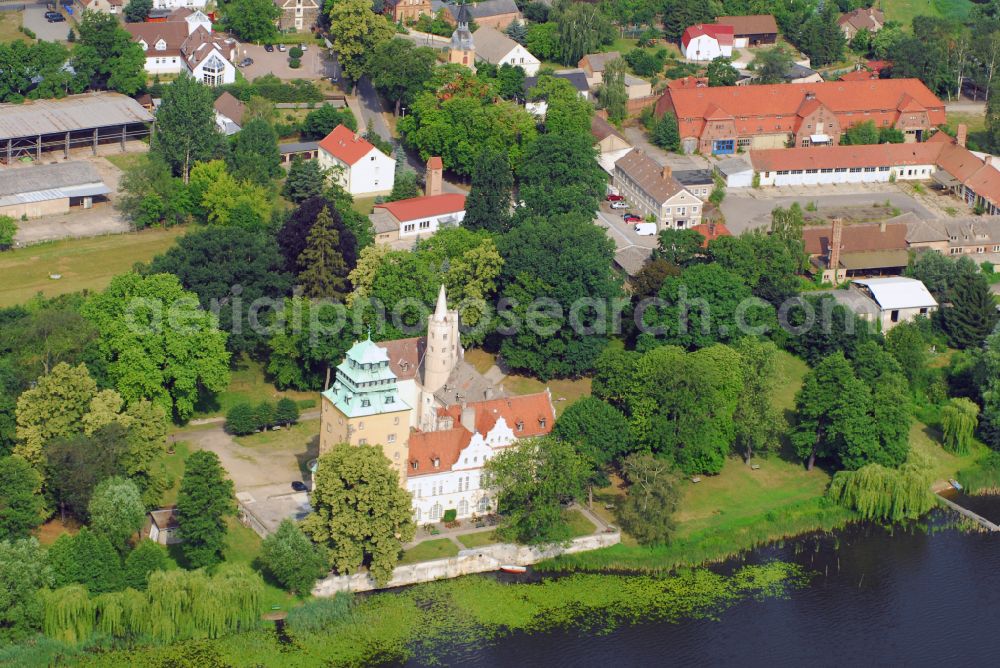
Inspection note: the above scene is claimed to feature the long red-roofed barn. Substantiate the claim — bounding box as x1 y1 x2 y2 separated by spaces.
654 79 946 155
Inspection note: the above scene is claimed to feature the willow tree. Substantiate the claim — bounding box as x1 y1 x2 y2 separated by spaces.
827 459 934 522
43 585 94 644
942 397 980 455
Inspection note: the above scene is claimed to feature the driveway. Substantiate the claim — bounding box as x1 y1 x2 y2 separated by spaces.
23 4 68 42
14 206 129 245
720 186 935 235
237 43 334 81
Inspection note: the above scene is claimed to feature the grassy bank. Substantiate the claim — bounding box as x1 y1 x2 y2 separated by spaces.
70 562 806 666
0 226 186 307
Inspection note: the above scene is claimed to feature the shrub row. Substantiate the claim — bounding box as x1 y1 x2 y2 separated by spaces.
225 398 300 436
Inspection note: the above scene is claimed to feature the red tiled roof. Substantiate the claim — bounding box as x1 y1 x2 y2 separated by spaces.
373 193 466 223
125 21 188 56
658 79 945 140
407 428 472 477
715 14 778 35
318 124 378 165
839 69 878 81
692 222 732 248
438 392 555 440
427 156 443 170
802 223 909 256
682 24 734 49
667 76 708 90
376 337 423 381
749 142 945 173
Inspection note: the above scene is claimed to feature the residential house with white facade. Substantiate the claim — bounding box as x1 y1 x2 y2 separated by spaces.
125 10 237 85
369 157 466 244
75 0 122 15
317 124 396 197
472 26 540 76
613 149 703 230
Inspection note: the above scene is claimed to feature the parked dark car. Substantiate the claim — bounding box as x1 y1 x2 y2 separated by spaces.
291 481 308 492
45 11 65 22
239 58 253 67
264 44 275 52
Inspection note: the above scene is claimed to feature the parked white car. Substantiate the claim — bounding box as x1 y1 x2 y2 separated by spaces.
610 201 628 209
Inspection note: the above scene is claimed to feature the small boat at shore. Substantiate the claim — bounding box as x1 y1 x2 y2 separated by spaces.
950 479 964 491
499 564 527 574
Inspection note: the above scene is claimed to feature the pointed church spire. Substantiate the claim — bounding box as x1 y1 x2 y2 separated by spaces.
434 284 448 318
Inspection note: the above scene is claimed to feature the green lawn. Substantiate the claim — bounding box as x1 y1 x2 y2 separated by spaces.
883 0 973 28
564 508 597 537
943 112 989 152
104 152 149 172
399 538 459 564
352 196 377 216
160 440 191 507
0 226 186 307
457 530 498 548
192 356 317 419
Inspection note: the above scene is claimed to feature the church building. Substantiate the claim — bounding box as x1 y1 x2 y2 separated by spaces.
319 286 555 520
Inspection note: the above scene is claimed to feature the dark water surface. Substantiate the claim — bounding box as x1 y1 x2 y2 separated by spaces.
416 505 1000 667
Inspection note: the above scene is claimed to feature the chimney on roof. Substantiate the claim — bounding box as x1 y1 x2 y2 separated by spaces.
661 165 672 181
460 402 476 434
957 123 967 148
880 221 887 233
426 157 443 197
830 218 844 284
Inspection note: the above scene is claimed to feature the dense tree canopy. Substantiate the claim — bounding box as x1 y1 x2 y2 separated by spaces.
302 444 414 585
463 147 514 234
71 12 146 95
616 453 680 545
220 0 280 42
82 273 231 422
0 456 43 541
148 226 293 356
366 39 439 114
227 119 282 186
328 0 395 81
483 436 591 544
260 519 329 595
153 75 226 182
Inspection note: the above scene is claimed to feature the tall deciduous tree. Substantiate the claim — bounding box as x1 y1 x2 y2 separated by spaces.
297 207 351 300
267 297 355 390
597 57 628 124
462 147 513 234
221 0 280 42
752 47 794 85
123 539 169 590
302 444 414 585
227 119 282 186
88 476 146 553
518 131 606 219
366 39 438 115
71 12 146 95
733 338 783 463
124 0 152 22
153 75 226 182
328 0 395 81
482 436 591 544
260 519 328 595
0 537 51 642
176 450 235 569
301 104 357 139
554 2 614 65
82 273 231 422
616 453 680 545
45 424 127 522
147 226 293 356
652 113 680 151
707 56 739 86
0 215 15 250
15 362 97 467
497 214 621 379
0 456 43 541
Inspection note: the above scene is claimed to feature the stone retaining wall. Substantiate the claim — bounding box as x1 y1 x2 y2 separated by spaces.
312 532 621 596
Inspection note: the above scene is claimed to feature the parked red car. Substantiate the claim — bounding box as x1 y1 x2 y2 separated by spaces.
606 194 624 202
623 214 641 223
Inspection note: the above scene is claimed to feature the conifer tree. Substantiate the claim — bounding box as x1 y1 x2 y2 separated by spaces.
176 450 235 569
296 207 350 300
282 158 327 204
944 270 998 349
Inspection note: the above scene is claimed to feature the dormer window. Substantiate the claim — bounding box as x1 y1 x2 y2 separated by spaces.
411 460 419 470
539 417 547 428
385 396 395 403
360 399 370 408
516 420 524 432
155 40 166 51
433 457 440 468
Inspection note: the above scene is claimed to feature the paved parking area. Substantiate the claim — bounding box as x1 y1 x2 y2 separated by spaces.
237 43 335 81
22 4 68 42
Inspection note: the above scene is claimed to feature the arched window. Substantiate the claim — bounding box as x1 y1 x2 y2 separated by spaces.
478 496 490 512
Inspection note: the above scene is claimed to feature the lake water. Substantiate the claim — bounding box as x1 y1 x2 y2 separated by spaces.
419 502 1000 667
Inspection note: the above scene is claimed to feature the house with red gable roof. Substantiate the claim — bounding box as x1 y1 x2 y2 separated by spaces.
654 79 946 155
317 124 396 197
407 391 555 521
681 24 734 62
369 157 466 244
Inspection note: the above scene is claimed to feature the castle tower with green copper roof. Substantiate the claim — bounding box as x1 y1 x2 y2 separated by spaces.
319 337 412 483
